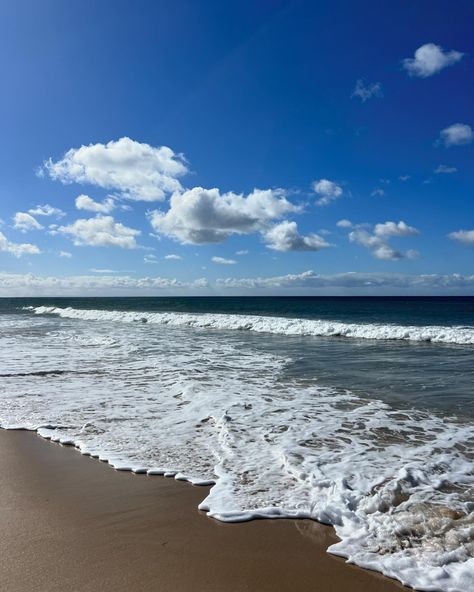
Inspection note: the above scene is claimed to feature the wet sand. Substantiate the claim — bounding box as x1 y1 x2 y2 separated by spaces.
0 429 406 592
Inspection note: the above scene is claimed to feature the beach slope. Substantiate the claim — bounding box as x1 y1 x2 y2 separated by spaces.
0 430 405 592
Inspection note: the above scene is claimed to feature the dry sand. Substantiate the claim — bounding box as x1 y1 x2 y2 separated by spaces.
0 429 406 592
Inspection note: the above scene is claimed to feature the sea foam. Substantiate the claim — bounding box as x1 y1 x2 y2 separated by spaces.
27 305 474 345
1 307 472 592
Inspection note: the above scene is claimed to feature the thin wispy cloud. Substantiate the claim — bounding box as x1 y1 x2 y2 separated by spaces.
351 79 383 102
212 256 237 265
434 165 457 174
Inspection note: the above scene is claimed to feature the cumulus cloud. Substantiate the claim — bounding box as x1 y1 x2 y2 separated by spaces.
263 221 330 252
438 123 473 147
28 204 65 217
403 43 464 77
373 221 419 238
351 79 383 102
75 194 116 213
165 254 182 260
312 179 343 206
348 221 419 261
42 137 188 201
0 231 41 257
12 212 43 232
59 251 72 258
448 229 474 246
212 256 237 265
236 249 249 255
0 272 208 296
148 187 301 244
58 215 140 248
434 164 457 174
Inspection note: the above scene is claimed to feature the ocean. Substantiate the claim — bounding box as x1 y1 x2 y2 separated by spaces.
0 296 473 591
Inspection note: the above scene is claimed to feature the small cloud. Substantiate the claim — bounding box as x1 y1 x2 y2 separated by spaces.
13 212 43 232
371 188 385 197
351 79 383 102
434 164 457 174
75 194 116 213
312 179 343 206
164 254 182 260
212 256 237 265
144 254 158 264
437 123 473 147
59 251 72 258
399 175 410 181
448 229 474 247
58 215 140 249
348 220 419 261
264 221 330 252
403 43 464 78
0 231 41 257
89 268 121 273
236 250 249 255
28 204 65 218
336 219 353 228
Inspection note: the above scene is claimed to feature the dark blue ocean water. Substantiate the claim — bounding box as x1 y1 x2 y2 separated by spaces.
1 295 474 326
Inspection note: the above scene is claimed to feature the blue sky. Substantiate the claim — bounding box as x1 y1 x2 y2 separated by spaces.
0 0 473 295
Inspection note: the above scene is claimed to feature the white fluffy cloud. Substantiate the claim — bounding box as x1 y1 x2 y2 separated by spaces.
165 254 182 260
264 221 330 252
351 79 383 102
42 137 188 201
13 212 43 232
403 43 464 78
448 229 474 246
434 164 457 174
148 187 301 244
438 123 473 147
75 194 116 213
349 221 419 261
312 179 343 206
59 250 72 258
28 204 65 217
58 215 140 249
212 256 237 265
0 231 41 257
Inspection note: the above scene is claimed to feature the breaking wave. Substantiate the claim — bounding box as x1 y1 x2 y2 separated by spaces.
26 306 474 345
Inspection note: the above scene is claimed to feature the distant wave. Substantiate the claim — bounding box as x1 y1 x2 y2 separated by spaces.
26 306 474 345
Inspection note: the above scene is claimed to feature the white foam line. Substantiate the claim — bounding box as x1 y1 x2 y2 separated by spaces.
26 306 474 345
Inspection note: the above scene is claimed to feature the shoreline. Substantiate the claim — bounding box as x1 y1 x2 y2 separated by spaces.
0 429 406 592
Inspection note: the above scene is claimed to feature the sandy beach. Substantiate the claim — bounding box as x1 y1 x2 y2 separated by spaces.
0 429 406 592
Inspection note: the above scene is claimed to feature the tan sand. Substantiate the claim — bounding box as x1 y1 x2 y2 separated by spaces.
0 429 406 592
